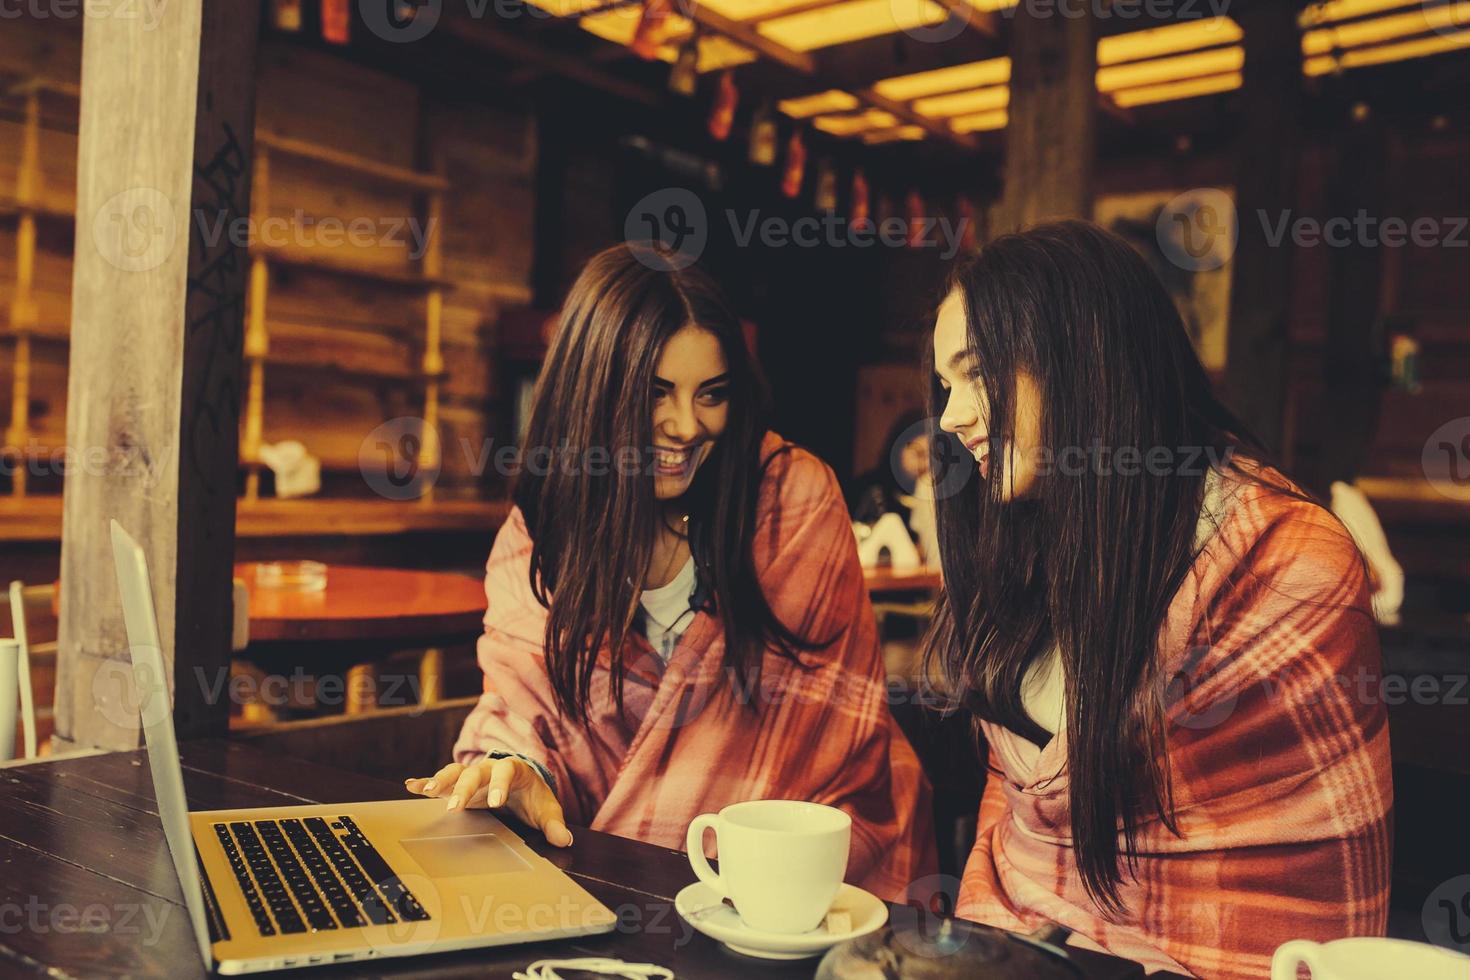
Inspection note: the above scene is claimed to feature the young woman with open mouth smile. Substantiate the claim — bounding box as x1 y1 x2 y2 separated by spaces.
405 242 935 901
928 221 1391 979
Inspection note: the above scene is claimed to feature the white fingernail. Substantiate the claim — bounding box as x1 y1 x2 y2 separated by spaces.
446 795 461 811
424 781 436 793
487 789 505 808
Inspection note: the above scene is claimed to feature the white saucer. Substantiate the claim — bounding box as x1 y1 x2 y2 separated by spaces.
674 881 888 960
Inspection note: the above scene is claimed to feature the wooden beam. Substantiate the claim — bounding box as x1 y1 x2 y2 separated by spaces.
1 497 511 544
1223 0 1303 453
679 4 817 75
811 27 998 95
991 2 1098 230
442 11 664 107
1306 113 1394 493
255 132 450 191
931 0 1001 40
54 0 261 751
497 3 986 152
676 9 981 151
857 87 980 149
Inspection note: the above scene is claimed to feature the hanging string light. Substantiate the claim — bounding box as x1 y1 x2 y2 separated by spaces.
781 128 807 199
814 158 838 212
669 31 700 97
270 0 301 32
322 0 350 44
708 70 739 141
632 0 675 61
851 168 871 228
905 189 925 247
749 102 778 166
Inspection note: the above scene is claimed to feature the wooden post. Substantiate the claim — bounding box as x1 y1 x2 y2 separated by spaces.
418 150 445 505
54 0 261 751
1310 111 1394 493
5 87 42 498
243 146 271 504
1223 1 1303 454
991 4 1098 231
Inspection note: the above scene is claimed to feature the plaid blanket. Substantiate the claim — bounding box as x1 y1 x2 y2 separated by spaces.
956 470 1393 978
454 433 937 901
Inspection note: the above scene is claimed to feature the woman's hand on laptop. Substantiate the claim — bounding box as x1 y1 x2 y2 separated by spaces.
404 759 574 848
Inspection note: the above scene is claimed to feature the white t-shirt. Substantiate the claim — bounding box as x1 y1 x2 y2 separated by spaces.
1020 467 1230 736
640 556 698 662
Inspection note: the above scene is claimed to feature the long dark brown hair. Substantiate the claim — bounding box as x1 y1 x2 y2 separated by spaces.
514 242 816 722
923 220 1278 914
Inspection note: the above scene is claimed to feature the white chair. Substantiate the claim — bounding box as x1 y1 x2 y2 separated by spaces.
2 581 43 762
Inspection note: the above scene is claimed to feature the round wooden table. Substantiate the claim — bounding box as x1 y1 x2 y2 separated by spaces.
864 566 942 595
235 563 486 717
237 564 485 643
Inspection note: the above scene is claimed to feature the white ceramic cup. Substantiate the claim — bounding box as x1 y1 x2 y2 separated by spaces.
1271 938 1470 979
686 800 851 935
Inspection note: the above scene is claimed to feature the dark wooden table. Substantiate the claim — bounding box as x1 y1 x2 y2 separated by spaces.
0 741 1172 978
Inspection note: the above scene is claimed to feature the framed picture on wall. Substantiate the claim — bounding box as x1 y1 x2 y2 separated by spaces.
1095 188 1236 375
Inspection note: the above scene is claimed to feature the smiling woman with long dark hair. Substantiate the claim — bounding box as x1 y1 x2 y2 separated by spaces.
927 221 1391 979
405 242 935 900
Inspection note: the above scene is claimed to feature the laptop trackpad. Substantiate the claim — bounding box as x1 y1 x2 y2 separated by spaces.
400 834 532 878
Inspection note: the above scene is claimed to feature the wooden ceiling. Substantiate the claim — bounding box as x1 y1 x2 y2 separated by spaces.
502 0 1470 147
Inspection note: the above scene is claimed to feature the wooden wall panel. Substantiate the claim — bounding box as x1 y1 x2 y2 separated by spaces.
5 21 537 516
429 101 537 292
255 42 420 168
853 363 927 478
261 373 419 474
1287 131 1470 490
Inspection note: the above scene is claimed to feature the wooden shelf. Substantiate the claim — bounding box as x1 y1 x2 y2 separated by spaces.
237 497 508 536
0 320 69 342
255 244 453 291
265 351 444 385
0 195 75 224
0 440 65 462
256 132 450 193
0 76 81 100
0 495 510 542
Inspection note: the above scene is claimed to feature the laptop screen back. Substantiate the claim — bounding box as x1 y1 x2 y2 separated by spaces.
109 519 213 967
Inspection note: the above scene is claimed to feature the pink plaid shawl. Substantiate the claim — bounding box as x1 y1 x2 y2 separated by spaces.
956 469 1393 978
454 433 937 901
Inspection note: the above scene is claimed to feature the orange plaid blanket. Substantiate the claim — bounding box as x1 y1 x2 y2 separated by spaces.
956 471 1393 978
454 433 937 901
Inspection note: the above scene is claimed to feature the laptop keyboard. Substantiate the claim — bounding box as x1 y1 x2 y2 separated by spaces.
212 816 431 937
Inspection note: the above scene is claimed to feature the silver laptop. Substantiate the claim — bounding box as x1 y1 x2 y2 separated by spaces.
109 520 617 974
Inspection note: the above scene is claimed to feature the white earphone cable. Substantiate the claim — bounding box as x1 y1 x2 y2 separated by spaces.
512 956 675 980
